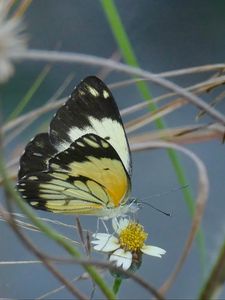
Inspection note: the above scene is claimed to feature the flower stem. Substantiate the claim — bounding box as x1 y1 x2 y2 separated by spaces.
113 277 123 295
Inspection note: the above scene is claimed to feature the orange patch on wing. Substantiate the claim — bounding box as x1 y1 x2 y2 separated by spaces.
100 169 127 207
67 157 129 207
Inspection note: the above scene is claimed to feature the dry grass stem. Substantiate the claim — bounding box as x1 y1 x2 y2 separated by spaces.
125 98 185 134
130 141 208 294
129 123 225 145
3 71 225 138
0 209 82 245
10 49 225 125
0 207 88 300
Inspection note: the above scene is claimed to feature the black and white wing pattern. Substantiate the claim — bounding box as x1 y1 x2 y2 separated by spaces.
17 76 132 218
49 76 131 175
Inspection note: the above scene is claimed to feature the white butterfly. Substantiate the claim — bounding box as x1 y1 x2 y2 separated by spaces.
17 76 134 219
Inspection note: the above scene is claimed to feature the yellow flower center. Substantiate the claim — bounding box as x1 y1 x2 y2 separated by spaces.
118 222 148 252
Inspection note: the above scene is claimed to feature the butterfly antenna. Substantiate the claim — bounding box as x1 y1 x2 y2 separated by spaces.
141 201 171 217
141 184 189 201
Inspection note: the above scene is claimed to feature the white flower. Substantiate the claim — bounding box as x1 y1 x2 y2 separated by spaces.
91 218 166 271
0 1 26 83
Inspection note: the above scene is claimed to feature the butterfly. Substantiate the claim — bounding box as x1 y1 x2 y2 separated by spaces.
17 76 134 219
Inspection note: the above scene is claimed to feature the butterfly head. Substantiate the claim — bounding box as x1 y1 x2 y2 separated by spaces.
127 197 142 213
99 197 140 220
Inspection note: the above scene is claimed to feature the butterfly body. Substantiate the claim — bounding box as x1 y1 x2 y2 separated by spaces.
17 76 132 219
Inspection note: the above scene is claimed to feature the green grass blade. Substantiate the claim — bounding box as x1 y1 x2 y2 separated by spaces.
8 65 51 121
101 0 205 270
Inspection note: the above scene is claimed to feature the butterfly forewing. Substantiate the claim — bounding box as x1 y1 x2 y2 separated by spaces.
17 134 131 216
50 76 131 175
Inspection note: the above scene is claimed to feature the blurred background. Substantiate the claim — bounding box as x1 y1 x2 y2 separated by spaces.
1 1 225 299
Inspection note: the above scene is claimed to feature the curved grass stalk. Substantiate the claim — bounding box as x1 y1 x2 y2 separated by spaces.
130 140 208 294
100 0 206 272
198 240 225 300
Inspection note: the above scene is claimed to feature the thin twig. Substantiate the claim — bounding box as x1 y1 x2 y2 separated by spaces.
125 98 185 134
198 240 225 300
0 260 41 265
109 64 225 90
97 50 121 80
0 207 88 300
4 73 74 146
37 272 94 300
34 254 166 300
0 210 84 244
11 49 225 125
3 72 225 136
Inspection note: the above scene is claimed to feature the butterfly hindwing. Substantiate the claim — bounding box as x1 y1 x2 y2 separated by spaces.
18 133 58 179
50 76 131 175
17 134 131 216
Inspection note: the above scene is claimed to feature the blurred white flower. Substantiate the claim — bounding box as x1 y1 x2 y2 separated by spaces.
0 1 26 83
92 218 166 271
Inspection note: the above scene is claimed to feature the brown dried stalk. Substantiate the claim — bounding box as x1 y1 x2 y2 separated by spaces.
10 49 225 125
130 141 208 295
0 207 88 300
129 123 225 145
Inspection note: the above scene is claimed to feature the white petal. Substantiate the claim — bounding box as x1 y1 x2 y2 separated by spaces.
141 245 166 257
92 236 119 252
109 248 132 270
92 233 111 240
116 218 130 234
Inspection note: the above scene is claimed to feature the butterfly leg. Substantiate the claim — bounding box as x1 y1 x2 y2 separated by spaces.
93 217 101 238
101 219 109 234
94 217 109 237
